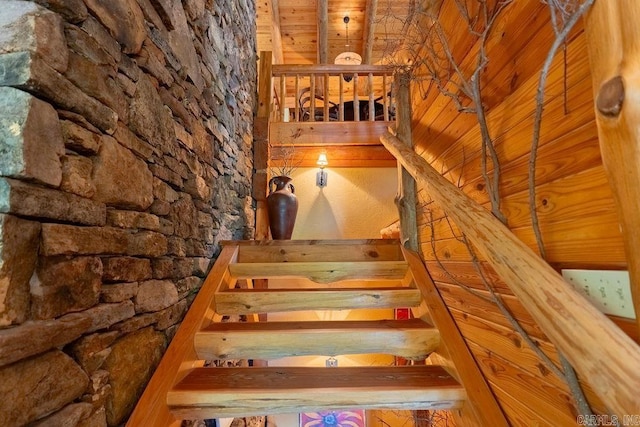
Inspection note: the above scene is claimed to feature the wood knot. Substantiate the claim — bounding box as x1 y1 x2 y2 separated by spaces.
596 76 625 117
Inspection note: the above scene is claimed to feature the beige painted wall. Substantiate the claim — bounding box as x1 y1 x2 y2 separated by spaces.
287 167 398 239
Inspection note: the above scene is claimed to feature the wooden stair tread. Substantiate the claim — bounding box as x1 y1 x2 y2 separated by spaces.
168 366 465 418
195 318 439 360
228 260 409 283
214 287 422 314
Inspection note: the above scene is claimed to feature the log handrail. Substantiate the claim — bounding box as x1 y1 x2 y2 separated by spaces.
380 130 640 417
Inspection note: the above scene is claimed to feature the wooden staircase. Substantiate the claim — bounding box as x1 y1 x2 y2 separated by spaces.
127 240 470 426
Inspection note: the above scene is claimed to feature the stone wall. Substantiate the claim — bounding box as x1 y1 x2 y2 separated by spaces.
0 0 256 425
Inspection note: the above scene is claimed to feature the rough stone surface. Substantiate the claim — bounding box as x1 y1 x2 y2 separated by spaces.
92 136 153 210
30 256 103 320
0 0 257 421
101 282 139 303
0 1 69 72
134 279 178 313
68 331 119 374
84 301 136 333
0 86 64 186
104 327 165 425
30 402 94 427
107 209 160 231
0 214 40 326
41 224 129 256
102 256 152 282
0 312 92 368
61 154 96 198
0 178 106 226
0 350 89 426
83 0 146 54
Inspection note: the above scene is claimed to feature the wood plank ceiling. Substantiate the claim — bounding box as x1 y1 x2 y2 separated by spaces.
256 0 417 65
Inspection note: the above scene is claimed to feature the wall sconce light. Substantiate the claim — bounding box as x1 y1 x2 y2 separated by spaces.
316 152 328 188
326 357 338 367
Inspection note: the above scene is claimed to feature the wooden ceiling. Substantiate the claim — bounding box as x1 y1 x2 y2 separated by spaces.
256 0 419 65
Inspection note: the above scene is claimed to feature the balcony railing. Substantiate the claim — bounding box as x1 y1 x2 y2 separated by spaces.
271 64 396 124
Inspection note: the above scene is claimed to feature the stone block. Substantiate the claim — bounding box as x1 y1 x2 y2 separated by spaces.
0 178 106 226
153 176 179 202
84 301 135 333
77 406 107 427
0 312 91 368
0 51 118 134
68 332 118 374
101 282 139 303
107 209 160 231
61 154 96 198
155 298 187 330
192 257 211 277
172 257 194 280
112 121 157 160
128 74 175 152
35 1 88 23
176 276 201 299
61 120 102 154
167 236 186 257
168 193 198 238
30 402 93 427
150 199 171 217
0 214 40 326
31 256 103 320
40 224 129 256
64 51 128 122
83 0 146 54
104 327 165 425
79 15 123 64
184 175 211 200
151 257 173 279
149 163 183 188
128 231 168 257
0 1 68 72
0 350 89 426
0 87 64 186
102 257 151 282
92 135 153 210
134 280 178 313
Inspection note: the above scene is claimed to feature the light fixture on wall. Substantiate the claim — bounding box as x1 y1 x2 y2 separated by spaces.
326 357 338 367
334 16 361 82
316 152 328 188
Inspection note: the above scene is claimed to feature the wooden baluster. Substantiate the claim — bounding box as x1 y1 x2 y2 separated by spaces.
368 72 375 122
353 73 360 122
324 73 329 121
383 73 389 121
310 74 316 122
339 74 345 122
279 74 286 122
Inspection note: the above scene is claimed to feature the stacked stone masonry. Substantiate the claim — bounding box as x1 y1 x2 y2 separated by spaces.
0 0 257 425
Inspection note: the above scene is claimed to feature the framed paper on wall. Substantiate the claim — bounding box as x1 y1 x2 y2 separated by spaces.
300 410 366 427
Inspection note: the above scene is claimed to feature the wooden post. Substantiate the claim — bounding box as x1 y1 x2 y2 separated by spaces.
394 72 419 251
584 1 640 331
254 51 272 240
380 130 640 417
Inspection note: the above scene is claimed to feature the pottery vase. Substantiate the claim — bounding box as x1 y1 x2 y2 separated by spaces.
266 175 298 239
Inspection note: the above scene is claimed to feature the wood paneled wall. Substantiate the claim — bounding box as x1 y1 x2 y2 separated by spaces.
411 2 635 425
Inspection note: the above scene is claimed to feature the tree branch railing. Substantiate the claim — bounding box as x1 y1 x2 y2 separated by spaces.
271 64 396 123
380 130 640 418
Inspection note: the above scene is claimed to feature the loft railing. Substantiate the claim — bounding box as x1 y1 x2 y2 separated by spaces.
271 64 396 123
379 130 640 418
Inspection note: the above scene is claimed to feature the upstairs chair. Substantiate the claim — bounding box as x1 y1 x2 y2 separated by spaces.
297 86 338 122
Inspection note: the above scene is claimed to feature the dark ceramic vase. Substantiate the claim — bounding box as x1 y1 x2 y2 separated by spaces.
266 175 298 239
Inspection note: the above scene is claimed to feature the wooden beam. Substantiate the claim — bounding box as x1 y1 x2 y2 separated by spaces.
362 0 378 64
255 51 273 240
214 287 422 314
270 121 394 146
270 0 284 64
195 318 439 360
126 245 239 426
395 72 419 250
317 0 328 64
380 131 640 417
168 366 465 419
584 0 640 332
403 248 509 426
